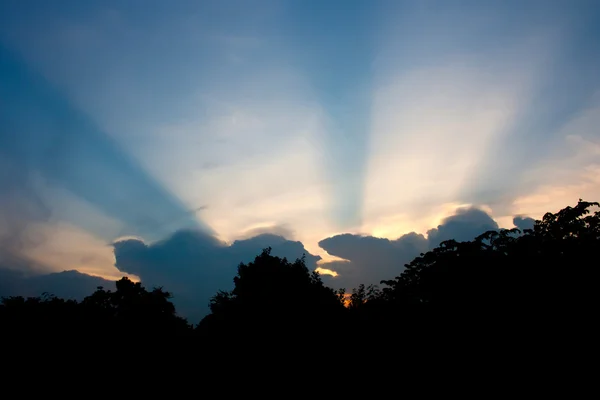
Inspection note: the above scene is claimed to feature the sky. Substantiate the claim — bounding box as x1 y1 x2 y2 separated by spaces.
1 0 599 321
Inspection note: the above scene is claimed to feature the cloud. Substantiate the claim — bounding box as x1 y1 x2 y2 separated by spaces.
0 268 115 300
513 216 535 231
319 207 500 290
426 207 499 247
112 231 321 322
318 232 428 290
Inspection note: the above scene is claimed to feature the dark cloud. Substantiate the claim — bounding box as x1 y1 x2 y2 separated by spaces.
318 232 428 290
513 216 535 231
0 268 114 300
319 207 500 290
113 231 321 322
426 208 499 247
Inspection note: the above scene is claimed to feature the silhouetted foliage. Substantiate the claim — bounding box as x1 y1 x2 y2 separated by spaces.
0 277 192 337
377 199 599 334
348 284 380 310
197 247 345 337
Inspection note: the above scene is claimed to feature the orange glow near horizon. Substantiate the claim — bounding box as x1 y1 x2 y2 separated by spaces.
315 266 338 277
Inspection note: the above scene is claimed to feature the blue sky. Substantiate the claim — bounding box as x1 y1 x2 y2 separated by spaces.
1 0 599 319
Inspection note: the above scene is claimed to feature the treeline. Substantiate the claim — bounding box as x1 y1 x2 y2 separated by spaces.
1 200 598 338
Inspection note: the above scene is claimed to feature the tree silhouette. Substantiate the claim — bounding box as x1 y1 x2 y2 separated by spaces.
197 247 345 337
0 294 81 337
1 277 191 337
378 199 600 333
81 277 192 336
348 283 380 310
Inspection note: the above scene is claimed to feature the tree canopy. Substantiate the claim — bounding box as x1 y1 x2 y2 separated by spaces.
197 247 346 338
1 277 192 337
